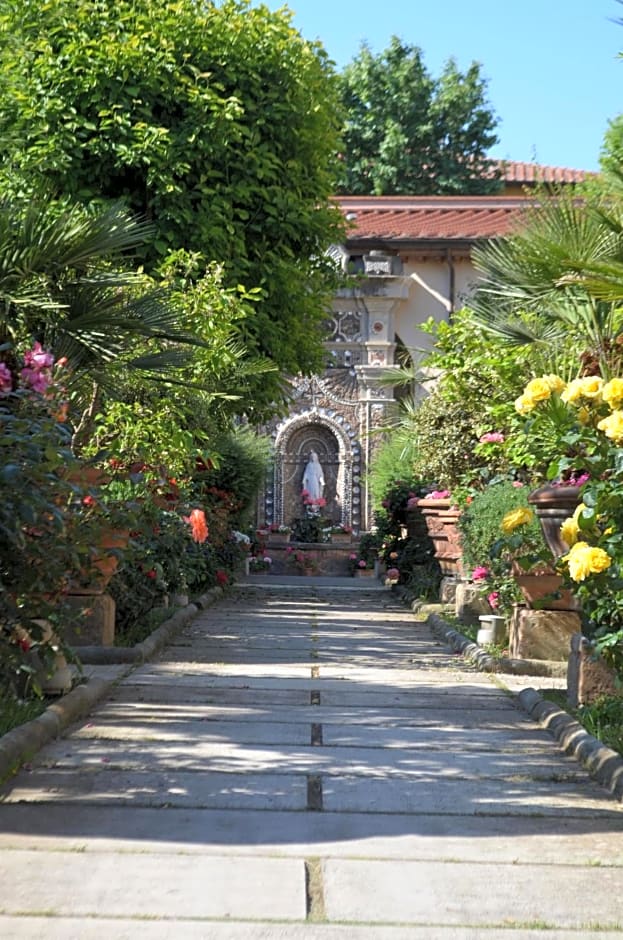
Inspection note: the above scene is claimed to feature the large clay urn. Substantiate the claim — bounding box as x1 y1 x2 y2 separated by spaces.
528 484 581 560
416 498 463 577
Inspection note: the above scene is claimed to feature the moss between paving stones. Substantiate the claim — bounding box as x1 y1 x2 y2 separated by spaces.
0 587 223 784
395 587 623 802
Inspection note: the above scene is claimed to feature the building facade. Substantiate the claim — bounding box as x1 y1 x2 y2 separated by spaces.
260 164 588 533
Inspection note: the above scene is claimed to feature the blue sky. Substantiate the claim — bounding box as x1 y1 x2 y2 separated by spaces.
261 0 623 172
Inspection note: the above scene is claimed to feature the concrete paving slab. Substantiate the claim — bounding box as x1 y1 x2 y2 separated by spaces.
322 857 623 928
72 717 313 745
92 701 533 728
0 850 305 921
28 738 586 781
322 775 622 816
2 768 308 810
72 715 552 751
104 685 310 706
2 920 622 940
1 805 622 864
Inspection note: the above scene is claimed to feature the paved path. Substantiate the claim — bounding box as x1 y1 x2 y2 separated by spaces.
1 579 622 938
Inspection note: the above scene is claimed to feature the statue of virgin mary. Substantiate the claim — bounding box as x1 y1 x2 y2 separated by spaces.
302 450 325 501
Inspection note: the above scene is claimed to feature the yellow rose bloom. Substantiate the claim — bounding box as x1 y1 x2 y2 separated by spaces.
524 377 554 403
515 394 535 415
563 541 611 582
560 516 579 548
577 405 591 425
597 410 623 444
561 376 604 405
543 374 566 394
602 377 623 410
501 507 534 534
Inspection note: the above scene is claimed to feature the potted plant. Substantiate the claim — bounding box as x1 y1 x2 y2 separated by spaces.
248 554 273 574
289 548 320 576
267 523 292 545
328 523 352 543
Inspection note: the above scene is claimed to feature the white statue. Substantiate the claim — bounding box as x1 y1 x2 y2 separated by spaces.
302 450 325 501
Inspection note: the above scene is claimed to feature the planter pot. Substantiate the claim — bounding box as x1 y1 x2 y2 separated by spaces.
512 563 579 611
69 528 130 595
416 499 464 577
171 593 189 607
268 535 291 547
528 484 581 559
330 533 352 544
354 568 375 578
477 614 507 646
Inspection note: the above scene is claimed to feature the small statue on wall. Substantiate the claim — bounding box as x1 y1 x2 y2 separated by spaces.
302 450 325 502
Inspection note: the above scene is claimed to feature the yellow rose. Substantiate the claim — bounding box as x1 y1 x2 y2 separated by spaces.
543 374 566 393
563 541 611 582
560 379 584 404
560 516 579 548
561 376 603 404
515 394 535 415
501 507 534 534
524 377 554 403
597 410 623 444
602 377 623 410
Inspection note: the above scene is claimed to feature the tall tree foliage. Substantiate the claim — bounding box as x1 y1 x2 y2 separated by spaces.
0 0 345 414
337 37 501 195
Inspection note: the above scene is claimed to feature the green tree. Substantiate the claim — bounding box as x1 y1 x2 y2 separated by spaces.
0 0 345 411
337 37 501 195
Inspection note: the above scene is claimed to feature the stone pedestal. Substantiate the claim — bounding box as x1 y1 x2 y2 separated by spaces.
64 593 116 647
455 581 491 625
439 577 458 604
567 633 623 707
509 607 580 661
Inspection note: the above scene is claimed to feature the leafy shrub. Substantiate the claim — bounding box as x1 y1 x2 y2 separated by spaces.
458 481 546 573
193 427 270 528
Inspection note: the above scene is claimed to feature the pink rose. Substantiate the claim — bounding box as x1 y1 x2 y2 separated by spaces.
487 591 500 609
0 362 12 394
472 566 489 581
479 432 505 444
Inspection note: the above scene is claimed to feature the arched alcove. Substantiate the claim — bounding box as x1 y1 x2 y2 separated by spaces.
269 411 360 530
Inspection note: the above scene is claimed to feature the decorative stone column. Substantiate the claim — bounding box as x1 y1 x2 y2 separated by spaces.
354 275 410 530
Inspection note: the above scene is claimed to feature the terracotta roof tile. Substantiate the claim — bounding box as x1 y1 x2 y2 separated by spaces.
336 196 531 242
498 160 590 184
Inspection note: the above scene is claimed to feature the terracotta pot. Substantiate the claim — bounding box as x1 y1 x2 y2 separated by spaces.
416 499 464 576
69 529 130 595
64 466 111 488
512 562 580 611
330 533 352 543
528 484 581 559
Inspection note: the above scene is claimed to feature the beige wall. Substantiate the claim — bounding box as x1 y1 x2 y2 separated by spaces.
391 256 477 361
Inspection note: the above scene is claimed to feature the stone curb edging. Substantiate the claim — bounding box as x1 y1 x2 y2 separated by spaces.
518 687 623 801
0 586 223 783
0 676 119 784
426 612 567 677
422 608 623 802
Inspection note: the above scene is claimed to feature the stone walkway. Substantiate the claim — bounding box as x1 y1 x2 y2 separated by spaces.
1 579 623 938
